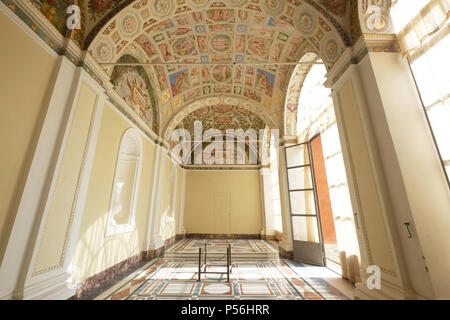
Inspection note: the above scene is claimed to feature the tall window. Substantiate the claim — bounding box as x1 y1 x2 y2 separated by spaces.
296 60 332 139
391 0 450 182
106 128 142 236
294 58 361 278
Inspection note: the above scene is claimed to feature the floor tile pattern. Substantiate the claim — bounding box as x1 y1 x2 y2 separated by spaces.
99 259 349 300
164 239 279 260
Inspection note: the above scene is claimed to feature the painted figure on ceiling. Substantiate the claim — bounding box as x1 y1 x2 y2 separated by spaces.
170 70 189 96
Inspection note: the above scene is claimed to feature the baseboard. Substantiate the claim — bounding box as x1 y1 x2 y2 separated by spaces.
184 233 261 239
144 234 184 258
261 234 277 241
74 251 147 298
73 234 185 298
278 246 293 259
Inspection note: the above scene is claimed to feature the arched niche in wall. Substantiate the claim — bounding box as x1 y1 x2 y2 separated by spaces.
105 128 143 236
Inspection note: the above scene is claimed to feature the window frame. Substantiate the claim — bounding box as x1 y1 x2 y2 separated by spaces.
105 128 143 237
393 1 450 186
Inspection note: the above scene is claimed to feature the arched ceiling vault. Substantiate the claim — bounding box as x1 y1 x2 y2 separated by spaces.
83 0 353 50
32 0 361 138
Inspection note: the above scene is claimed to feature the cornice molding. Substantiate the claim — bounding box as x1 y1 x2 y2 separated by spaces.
325 33 401 88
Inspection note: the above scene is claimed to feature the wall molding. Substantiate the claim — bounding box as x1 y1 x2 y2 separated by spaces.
0 56 79 299
325 34 401 88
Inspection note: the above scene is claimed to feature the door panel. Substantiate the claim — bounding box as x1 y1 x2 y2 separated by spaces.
289 191 316 215
293 241 324 266
291 216 320 242
287 167 313 190
285 141 325 266
286 144 310 167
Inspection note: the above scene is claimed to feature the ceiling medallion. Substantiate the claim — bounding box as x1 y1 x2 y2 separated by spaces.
298 12 316 35
210 34 233 53
152 0 175 18
119 13 141 38
264 0 285 15
321 38 339 62
94 40 113 63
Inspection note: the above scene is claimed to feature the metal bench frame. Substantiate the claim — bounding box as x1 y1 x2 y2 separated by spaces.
197 243 232 282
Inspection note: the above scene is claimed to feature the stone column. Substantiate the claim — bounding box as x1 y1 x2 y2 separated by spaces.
277 136 296 258
145 144 165 258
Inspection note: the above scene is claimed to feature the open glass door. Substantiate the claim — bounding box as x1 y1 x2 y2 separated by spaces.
285 142 326 266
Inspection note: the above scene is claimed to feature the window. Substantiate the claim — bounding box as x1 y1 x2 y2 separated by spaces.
296 59 332 139
391 0 450 181
106 128 142 236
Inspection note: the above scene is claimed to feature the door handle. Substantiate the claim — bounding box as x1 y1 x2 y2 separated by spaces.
404 222 412 238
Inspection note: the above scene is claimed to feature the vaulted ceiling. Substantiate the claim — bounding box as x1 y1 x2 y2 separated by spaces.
31 0 362 140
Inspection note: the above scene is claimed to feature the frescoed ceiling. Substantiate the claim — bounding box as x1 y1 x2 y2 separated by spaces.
28 0 362 141
31 1 354 47
86 1 353 134
176 104 266 136
174 104 267 164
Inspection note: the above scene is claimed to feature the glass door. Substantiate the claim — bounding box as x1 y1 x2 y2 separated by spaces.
285 142 325 266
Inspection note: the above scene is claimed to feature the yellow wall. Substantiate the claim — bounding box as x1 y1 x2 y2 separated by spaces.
184 170 262 235
156 152 178 241
72 104 156 283
33 82 98 274
0 10 58 265
174 166 184 234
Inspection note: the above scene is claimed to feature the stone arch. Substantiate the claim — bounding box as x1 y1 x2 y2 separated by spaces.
163 95 278 141
283 52 319 136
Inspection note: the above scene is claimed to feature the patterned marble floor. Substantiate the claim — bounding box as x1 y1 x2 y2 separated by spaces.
94 259 350 300
164 239 279 260
324 243 340 265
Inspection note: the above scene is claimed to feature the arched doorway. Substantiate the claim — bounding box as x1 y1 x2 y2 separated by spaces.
283 55 361 282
